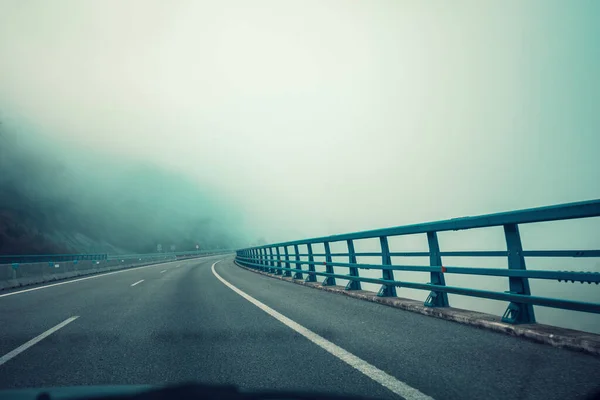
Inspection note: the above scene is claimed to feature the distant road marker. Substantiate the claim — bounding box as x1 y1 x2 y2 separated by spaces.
160 270 167 274
211 261 433 400
0 316 79 367
131 280 144 287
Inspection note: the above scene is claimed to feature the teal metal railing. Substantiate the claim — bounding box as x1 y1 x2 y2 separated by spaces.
236 199 600 324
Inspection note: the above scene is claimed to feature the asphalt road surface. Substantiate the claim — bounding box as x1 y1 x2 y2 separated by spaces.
0 256 599 400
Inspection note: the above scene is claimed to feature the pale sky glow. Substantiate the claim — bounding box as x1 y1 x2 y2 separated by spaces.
1 0 599 242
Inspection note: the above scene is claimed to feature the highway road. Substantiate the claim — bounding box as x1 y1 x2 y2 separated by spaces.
0 256 599 400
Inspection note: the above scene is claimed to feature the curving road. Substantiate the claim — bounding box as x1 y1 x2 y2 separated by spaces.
0 256 599 399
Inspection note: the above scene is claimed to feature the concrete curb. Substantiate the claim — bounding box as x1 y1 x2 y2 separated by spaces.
234 261 600 357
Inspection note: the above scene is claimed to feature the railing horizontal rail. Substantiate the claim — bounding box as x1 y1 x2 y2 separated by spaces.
262 250 600 258
235 256 600 282
237 260 600 314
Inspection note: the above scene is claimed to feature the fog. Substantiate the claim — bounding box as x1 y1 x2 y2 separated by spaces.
1 2 599 329
0 124 249 253
2 1 599 241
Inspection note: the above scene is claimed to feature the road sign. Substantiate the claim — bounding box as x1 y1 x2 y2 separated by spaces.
157 244 163 252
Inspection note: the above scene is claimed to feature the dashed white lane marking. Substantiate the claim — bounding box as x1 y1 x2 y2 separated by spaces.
211 261 433 400
0 316 79 367
160 270 167 274
131 280 144 287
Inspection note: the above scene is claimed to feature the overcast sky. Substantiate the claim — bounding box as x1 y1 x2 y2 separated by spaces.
1 0 599 243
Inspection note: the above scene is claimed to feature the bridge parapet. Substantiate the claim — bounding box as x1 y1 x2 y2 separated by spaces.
236 200 600 325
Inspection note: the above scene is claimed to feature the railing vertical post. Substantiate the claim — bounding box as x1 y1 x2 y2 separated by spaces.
322 241 336 286
378 236 396 297
283 246 292 277
258 248 264 271
305 243 317 282
250 249 256 268
265 248 270 271
263 248 271 272
275 247 282 275
268 247 274 273
345 239 361 290
424 231 449 307
264 248 269 271
502 224 536 324
293 244 303 279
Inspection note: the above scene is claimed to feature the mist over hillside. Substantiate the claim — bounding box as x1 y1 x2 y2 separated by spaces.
0 121 248 255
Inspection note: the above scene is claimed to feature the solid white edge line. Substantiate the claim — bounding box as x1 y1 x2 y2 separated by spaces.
131 279 144 287
0 316 79 367
210 260 434 400
0 256 216 299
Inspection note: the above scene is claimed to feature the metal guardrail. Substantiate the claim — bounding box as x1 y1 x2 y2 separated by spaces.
106 249 232 261
235 199 600 324
1 248 234 291
0 253 108 264
1 249 233 265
